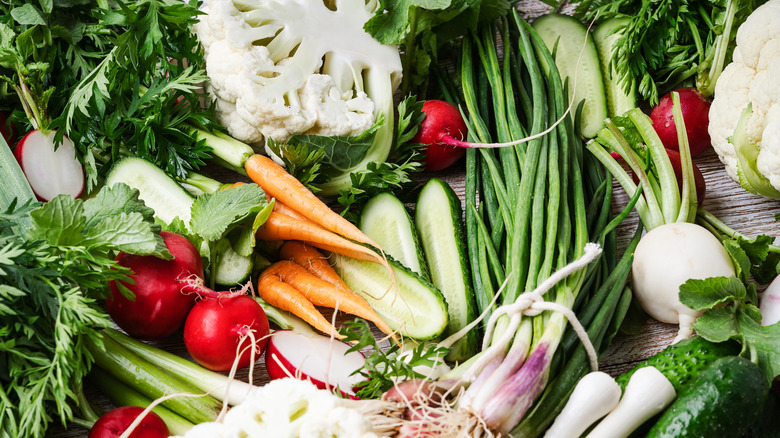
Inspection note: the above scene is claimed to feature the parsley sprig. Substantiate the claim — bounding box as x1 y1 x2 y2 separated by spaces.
339 319 450 400
0 183 170 438
1 0 222 192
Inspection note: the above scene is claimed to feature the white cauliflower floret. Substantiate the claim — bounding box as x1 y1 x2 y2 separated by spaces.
193 0 402 194
172 378 379 438
757 103 780 189
708 0 780 197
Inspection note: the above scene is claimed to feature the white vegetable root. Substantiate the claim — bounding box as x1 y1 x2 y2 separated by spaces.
544 371 621 438
760 274 780 326
585 367 676 438
631 222 735 342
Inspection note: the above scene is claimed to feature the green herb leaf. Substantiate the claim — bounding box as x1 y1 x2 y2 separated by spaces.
679 276 746 310
189 183 267 242
682 275 780 382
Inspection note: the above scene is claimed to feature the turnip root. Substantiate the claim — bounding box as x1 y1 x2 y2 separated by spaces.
13 130 84 201
761 275 780 326
632 222 735 342
265 329 366 397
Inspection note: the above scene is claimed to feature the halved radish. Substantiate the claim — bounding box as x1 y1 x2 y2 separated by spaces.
14 130 84 201
265 329 366 397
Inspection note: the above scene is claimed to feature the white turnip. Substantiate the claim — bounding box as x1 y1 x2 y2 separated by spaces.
183 293 270 372
107 231 203 340
631 222 735 342
13 129 84 201
88 406 169 438
760 275 780 326
265 329 366 397
413 100 468 172
650 87 712 157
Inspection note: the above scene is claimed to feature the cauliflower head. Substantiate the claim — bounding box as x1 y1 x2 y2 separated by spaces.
172 378 379 438
194 0 402 194
708 0 780 197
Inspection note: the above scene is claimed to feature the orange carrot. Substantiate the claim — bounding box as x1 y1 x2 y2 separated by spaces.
257 271 343 339
278 241 349 291
223 181 247 190
264 261 395 336
273 201 313 223
256 212 385 266
245 154 378 248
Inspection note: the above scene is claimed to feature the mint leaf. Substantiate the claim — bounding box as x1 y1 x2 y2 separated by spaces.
738 311 780 382
189 183 267 242
83 212 169 258
11 4 46 26
692 306 741 342
679 276 745 310
83 182 158 231
26 195 86 246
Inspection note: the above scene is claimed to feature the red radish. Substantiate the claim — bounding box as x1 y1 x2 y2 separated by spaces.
13 129 84 201
265 329 366 397
107 231 203 340
88 406 169 438
0 110 17 145
630 149 707 203
413 100 469 172
650 87 712 157
183 293 270 372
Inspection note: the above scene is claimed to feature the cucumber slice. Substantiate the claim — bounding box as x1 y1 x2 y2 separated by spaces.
213 238 253 287
331 254 448 340
593 17 637 117
532 14 608 138
359 192 428 279
415 178 477 361
105 157 193 226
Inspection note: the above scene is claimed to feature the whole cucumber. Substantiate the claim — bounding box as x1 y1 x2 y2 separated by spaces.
646 355 769 437
616 336 740 393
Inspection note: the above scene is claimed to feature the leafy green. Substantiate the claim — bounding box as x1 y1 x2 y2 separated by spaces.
0 183 168 438
0 0 221 191
366 0 510 97
339 319 449 400
680 276 780 383
576 0 767 104
165 183 270 288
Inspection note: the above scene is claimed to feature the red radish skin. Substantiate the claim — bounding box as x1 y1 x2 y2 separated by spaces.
183 294 270 372
265 329 366 397
88 406 169 438
13 130 84 201
630 149 707 203
413 100 469 172
650 87 712 157
0 110 16 145
107 231 203 340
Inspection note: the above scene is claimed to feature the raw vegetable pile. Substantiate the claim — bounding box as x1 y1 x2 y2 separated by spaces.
2 0 780 438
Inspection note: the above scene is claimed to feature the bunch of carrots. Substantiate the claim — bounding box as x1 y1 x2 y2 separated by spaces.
241 155 395 338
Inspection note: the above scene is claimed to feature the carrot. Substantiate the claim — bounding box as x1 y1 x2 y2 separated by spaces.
273 201 313 223
223 181 247 190
278 241 349 291
257 271 343 339
256 211 385 266
264 261 395 336
245 154 378 248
